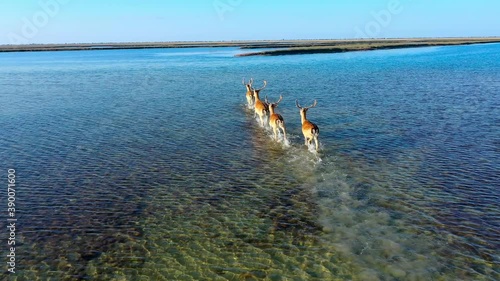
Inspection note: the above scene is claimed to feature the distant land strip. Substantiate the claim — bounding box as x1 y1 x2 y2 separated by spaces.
235 38 500 57
0 38 499 56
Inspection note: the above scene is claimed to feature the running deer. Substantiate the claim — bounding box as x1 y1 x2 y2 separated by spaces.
242 78 254 108
265 95 287 142
296 99 320 151
252 80 268 126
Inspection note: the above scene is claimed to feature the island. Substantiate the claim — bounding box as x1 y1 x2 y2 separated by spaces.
0 38 499 56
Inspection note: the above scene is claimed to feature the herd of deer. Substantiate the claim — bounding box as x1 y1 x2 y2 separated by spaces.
242 78 320 151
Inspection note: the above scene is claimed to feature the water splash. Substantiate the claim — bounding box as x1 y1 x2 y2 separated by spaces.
282 137 291 148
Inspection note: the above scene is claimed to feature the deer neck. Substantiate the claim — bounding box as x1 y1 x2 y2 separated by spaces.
269 105 276 115
254 91 261 101
300 111 308 124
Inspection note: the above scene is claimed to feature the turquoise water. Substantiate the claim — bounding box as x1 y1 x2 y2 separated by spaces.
0 44 499 280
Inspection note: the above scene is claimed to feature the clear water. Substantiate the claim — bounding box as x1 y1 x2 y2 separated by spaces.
0 44 499 280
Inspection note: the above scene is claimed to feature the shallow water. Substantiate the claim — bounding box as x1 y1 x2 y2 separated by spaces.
0 44 499 280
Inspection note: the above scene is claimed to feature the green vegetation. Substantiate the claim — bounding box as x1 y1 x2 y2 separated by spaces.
235 38 500 56
1 38 499 55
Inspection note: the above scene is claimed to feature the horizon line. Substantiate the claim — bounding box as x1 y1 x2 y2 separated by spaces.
2 36 500 47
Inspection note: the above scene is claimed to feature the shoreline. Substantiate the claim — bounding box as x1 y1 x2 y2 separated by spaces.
235 38 500 57
0 38 499 55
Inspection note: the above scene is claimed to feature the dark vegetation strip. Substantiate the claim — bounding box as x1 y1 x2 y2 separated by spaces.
0 38 499 54
235 39 500 57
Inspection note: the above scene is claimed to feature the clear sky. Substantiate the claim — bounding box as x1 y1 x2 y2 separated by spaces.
1 0 499 44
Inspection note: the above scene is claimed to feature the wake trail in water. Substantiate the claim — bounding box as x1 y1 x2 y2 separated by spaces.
241 100 473 279
242 103 323 162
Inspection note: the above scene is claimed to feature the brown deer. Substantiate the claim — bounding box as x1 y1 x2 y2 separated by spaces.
252 80 268 126
265 95 287 143
242 78 254 108
296 99 319 151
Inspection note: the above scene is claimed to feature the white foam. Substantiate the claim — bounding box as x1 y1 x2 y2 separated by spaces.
282 138 291 148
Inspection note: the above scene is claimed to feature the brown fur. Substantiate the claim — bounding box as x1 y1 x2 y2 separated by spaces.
253 89 268 126
267 95 287 142
245 85 254 107
252 81 268 126
296 100 320 151
242 78 254 108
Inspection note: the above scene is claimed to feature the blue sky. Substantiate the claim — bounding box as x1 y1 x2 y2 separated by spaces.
1 0 499 44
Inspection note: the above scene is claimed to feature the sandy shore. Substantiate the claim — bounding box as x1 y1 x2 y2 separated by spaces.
1 38 499 56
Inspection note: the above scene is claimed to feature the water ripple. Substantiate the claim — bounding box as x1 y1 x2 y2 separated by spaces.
1 44 499 280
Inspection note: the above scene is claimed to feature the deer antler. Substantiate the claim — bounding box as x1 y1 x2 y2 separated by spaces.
306 100 318 109
295 99 302 109
255 80 267 91
296 99 317 109
275 95 283 105
243 78 254 86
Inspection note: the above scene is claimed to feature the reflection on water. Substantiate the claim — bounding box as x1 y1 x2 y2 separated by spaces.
0 44 499 280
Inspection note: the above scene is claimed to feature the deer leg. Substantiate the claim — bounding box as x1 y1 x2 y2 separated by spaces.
280 123 287 142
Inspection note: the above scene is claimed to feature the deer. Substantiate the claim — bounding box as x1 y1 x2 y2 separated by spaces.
252 80 268 127
296 99 320 151
265 95 287 143
242 78 254 108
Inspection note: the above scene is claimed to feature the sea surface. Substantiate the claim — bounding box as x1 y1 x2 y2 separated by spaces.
0 43 499 280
